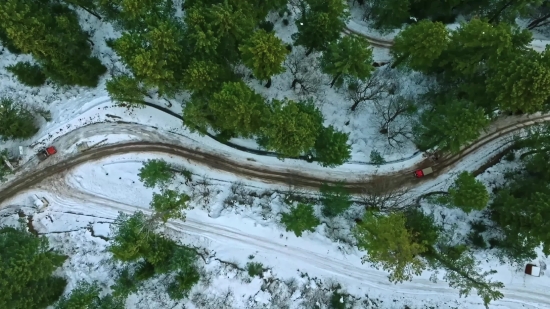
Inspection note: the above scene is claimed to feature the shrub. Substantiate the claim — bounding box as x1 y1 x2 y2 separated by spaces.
246 262 264 278
7 62 47 86
320 182 353 218
0 97 38 140
258 20 274 32
370 150 386 166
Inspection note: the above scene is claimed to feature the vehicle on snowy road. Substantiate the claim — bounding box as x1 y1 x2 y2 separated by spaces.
414 167 433 178
37 146 57 161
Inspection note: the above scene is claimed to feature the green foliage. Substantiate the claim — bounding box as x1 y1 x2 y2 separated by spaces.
0 225 68 309
150 189 190 222
280 203 320 237
319 182 353 218
0 97 38 140
404 208 441 248
110 267 139 299
260 98 323 157
96 0 174 29
413 96 489 153
166 266 201 300
54 280 123 309
354 211 428 283
6 61 46 86
320 35 374 87
246 262 264 278
329 289 347 309
486 48 550 113
391 20 450 73
138 159 174 188
105 74 147 108
112 19 186 97
294 0 349 54
369 150 386 167
314 125 351 167
182 60 223 94
0 149 13 183
0 26 21 54
239 29 289 82
209 82 268 137
0 0 106 87
447 171 489 213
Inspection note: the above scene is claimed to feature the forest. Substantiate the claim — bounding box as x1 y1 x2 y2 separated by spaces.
1 0 550 308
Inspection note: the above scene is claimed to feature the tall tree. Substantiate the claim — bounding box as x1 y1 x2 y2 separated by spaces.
391 20 450 73
105 74 148 108
354 211 428 283
314 125 351 167
320 182 353 218
6 61 47 87
209 81 268 137
150 189 190 223
138 159 174 188
486 48 550 113
445 171 489 213
413 96 489 153
239 29 289 87
320 36 374 87
0 97 38 140
280 203 321 237
0 225 67 309
182 60 223 94
260 98 323 157
112 19 186 97
0 0 106 87
294 0 349 55
54 281 124 309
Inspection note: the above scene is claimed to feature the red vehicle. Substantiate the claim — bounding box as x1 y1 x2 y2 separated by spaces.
37 146 57 161
414 167 433 178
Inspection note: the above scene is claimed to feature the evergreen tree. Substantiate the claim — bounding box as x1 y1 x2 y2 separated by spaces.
314 125 351 167
486 48 550 113
184 4 221 58
260 98 323 157
0 0 106 87
446 171 489 213
0 149 13 182
320 36 374 87
105 74 147 108
391 20 450 73
369 150 386 167
353 211 428 283
54 280 124 309
280 203 321 237
0 97 38 140
150 189 190 223
363 0 414 31
239 29 289 87
0 225 68 309
112 19 187 97
413 96 489 153
6 61 46 87
0 26 21 54
138 159 174 188
294 0 349 55
320 182 353 218
209 81 268 137
182 93 215 135
182 60 223 94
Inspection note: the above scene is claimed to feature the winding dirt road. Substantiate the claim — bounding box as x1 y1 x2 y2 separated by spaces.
0 112 548 205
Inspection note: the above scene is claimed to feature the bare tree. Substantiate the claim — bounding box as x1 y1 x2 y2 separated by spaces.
284 48 323 97
360 175 412 212
345 68 398 112
372 95 415 148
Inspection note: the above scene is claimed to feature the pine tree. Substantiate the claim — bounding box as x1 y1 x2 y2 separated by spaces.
0 225 68 309
320 182 353 218
280 203 321 237
239 29 289 87
486 48 550 113
314 125 351 167
446 171 489 213
0 97 38 141
182 60 222 94
138 159 174 188
260 98 324 157
184 5 221 58
413 96 489 153
6 61 46 87
363 0 413 31
353 211 428 283
294 0 349 55
391 20 450 73
150 189 190 223
105 74 147 108
112 19 186 97
0 149 13 182
209 82 268 137
0 0 106 87
54 281 124 309
320 36 374 87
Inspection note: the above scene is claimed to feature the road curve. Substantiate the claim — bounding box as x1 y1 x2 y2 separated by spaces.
1 112 549 205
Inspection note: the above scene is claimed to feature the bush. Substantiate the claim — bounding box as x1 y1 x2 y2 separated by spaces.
280 203 320 237
138 159 174 188
503 151 515 161
370 150 386 166
283 19 289 26
320 182 353 218
246 262 264 278
0 98 38 140
7 62 47 86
